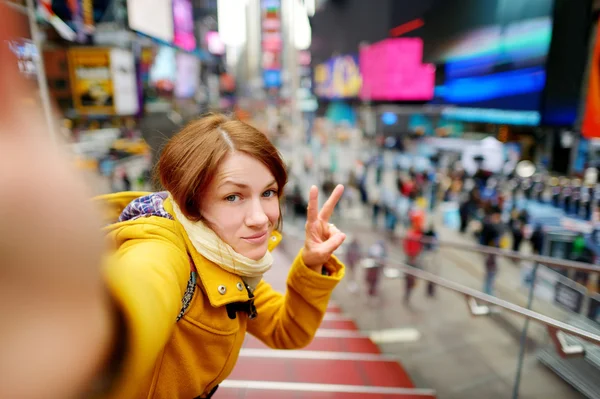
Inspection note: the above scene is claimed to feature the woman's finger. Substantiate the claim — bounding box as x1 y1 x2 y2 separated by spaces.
319 184 344 222
328 223 342 239
319 231 347 255
306 185 319 224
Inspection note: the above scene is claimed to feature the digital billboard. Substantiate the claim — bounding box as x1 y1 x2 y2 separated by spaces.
360 38 435 101
314 54 361 99
415 0 555 125
173 0 196 51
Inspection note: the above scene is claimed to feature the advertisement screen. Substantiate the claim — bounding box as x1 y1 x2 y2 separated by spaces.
109 48 139 115
582 16 600 138
415 0 555 124
174 52 200 98
173 0 196 51
314 54 361 99
261 0 282 89
360 38 435 101
127 0 174 43
68 48 114 115
149 46 177 93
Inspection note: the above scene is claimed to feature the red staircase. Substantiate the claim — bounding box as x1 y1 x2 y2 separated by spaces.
218 251 436 398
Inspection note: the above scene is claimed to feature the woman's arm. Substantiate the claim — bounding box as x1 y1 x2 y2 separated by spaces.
246 249 344 349
0 8 118 397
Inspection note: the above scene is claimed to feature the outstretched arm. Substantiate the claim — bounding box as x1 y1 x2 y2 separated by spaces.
0 7 116 397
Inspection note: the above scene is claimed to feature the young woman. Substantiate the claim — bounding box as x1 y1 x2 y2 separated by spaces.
97 114 347 398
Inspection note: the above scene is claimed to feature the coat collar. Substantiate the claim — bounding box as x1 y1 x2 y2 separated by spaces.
163 198 282 307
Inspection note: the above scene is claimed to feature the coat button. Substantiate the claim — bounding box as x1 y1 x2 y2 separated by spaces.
236 282 244 291
218 285 227 295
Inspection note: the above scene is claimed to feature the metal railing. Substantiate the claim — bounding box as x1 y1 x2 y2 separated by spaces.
282 228 599 344
394 233 600 273
389 261 600 346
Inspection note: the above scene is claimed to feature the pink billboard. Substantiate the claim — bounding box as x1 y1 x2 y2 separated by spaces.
173 0 196 51
360 38 435 101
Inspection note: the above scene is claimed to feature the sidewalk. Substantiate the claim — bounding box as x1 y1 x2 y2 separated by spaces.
280 209 584 399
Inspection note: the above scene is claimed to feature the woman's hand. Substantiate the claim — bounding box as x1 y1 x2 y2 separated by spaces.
302 184 347 272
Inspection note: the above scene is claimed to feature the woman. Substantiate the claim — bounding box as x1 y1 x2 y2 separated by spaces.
97 114 347 398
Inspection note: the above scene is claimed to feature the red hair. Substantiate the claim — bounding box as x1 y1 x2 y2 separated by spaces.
157 114 288 223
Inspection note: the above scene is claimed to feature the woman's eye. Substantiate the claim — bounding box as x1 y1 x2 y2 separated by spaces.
262 189 278 198
225 194 240 202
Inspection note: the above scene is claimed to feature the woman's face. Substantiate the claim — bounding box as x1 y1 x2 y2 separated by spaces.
201 152 280 260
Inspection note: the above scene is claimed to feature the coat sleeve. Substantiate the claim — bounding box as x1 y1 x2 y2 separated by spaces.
246 249 345 349
103 229 190 398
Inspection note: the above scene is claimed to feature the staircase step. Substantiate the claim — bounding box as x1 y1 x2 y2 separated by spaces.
320 319 359 330
244 334 381 354
218 380 437 399
230 349 414 388
538 348 600 399
327 304 342 313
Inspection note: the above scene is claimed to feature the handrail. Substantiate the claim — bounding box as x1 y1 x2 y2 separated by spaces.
394 233 600 273
391 261 600 346
280 228 600 346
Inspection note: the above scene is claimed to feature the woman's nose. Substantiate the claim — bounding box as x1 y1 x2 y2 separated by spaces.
245 198 269 227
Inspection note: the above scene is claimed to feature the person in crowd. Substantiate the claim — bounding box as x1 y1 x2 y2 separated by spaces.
370 187 382 229
423 224 439 297
375 152 384 185
569 232 592 287
571 232 586 261
290 183 308 219
483 240 500 296
382 186 398 237
459 189 479 233
357 163 369 205
345 236 362 292
403 210 425 304
480 206 502 296
510 218 525 254
518 208 530 226
530 224 545 255
365 240 387 303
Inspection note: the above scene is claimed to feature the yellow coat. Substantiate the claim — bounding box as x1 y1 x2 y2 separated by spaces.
98 192 345 398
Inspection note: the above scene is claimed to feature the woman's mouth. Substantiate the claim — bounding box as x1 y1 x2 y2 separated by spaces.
242 231 268 244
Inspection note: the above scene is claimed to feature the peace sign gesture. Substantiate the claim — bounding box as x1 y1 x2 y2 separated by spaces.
302 184 347 272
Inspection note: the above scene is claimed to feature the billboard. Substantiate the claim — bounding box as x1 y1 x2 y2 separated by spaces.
415 0 555 124
314 54 361 99
261 0 282 88
68 48 139 115
360 38 434 101
173 0 196 51
127 0 174 43
174 52 200 98
68 48 114 114
582 17 600 138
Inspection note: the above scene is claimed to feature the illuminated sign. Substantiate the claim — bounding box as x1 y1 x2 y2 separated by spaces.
360 38 434 101
583 16 600 138
261 0 281 88
314 54 361 99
